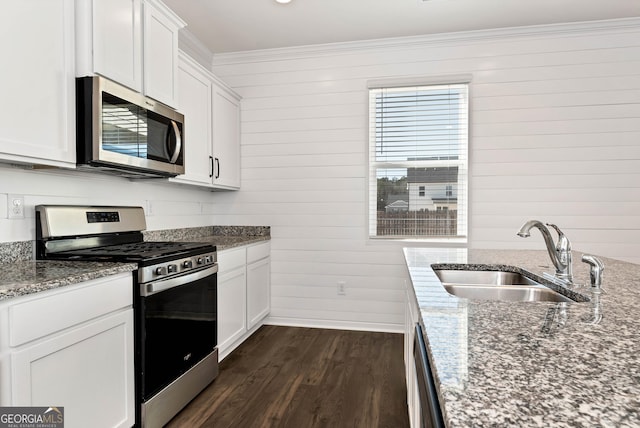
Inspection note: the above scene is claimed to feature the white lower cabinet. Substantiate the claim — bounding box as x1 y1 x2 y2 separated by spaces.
217 247 247 355
217 242 270 360
0 272 135 428
247 253 271 330
405 284 422 428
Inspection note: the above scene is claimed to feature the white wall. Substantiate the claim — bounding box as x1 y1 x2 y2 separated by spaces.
210 18 640 332
0 165 215 244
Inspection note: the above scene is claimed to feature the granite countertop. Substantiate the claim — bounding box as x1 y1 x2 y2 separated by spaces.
143 226 270 251
0 226 270 303
0 261 137 302
175 235 270 251
403 248 640 427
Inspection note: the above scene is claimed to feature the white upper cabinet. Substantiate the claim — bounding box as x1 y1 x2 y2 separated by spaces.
87 0 143 92
143 0 182 108
171 52 241 190
76 0 184 108
0 0 76 167
172 53 213 186
212 84 241 189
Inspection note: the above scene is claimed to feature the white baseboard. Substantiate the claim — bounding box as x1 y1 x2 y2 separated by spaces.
264 316 404 334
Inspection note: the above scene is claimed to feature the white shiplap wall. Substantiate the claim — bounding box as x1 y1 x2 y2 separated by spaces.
0 165 216 244
210 19 640 332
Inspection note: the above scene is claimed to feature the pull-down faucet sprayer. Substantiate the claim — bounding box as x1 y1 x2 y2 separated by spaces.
517 220 573 282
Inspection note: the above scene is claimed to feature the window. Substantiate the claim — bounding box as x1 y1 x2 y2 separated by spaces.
368 83 468 239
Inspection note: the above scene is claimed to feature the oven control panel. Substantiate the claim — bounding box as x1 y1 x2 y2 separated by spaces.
138 251 217 285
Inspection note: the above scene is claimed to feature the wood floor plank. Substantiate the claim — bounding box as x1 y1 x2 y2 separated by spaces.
166 325 409 428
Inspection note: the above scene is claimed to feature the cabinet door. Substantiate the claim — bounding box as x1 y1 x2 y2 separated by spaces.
217 268 247 359
11 310 135 428
212 84 241 189
0 0 75 167
247 257 270 330
143 0 183 108
171 55 213 186
92 0 143 92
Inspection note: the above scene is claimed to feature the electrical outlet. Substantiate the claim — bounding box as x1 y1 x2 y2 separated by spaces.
337 281 346 296
8 194 24 219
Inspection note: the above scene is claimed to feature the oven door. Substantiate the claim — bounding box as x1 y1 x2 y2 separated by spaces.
139 265 217 400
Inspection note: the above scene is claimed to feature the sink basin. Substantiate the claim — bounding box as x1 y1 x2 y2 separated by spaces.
432 266 580 303
434 270 542 287
441 283 574 302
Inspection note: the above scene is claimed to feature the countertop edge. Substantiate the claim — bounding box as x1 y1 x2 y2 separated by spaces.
0 262 138 302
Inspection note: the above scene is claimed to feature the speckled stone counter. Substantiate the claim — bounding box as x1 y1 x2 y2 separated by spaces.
144 225 271 251
0 226 269 303
0 261 137 302
0 241 33 263
404 248 640 427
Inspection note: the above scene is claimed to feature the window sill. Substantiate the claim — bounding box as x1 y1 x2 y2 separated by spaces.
367 236 468 247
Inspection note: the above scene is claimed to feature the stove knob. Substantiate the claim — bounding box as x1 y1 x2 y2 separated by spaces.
167 264 177 273
196 257 204 265
183 260 193 269
205 256 212 263
155 266 167 276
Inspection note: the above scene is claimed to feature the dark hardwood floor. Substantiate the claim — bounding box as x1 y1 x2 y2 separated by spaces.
166 325 410 428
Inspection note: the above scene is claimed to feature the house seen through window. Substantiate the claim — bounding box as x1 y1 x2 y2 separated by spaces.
368 83 469 239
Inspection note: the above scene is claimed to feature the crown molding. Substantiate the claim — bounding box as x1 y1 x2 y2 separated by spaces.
212 17 640 66
178 28 214 69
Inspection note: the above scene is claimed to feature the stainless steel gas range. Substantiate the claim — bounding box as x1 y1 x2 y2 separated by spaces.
35 205 218 427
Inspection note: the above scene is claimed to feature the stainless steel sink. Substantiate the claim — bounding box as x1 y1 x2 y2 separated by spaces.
441 283 574 302
432 266 581 303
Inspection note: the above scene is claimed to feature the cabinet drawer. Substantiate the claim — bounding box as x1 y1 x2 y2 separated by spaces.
247 242 270 264
9 273 133 347
217 247 246 273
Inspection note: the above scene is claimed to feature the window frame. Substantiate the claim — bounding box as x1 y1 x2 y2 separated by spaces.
367 79 470 243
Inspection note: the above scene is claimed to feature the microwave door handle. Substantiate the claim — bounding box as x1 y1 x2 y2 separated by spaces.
168 120 182 164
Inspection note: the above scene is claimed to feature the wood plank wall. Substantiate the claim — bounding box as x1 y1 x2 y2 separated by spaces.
210 19 640 332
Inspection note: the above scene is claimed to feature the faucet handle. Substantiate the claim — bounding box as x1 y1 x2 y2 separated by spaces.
582 254 604 289
546 223 566 239
546 223 571 249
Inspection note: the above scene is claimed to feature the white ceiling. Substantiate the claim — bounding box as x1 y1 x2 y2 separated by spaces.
162 0 640 54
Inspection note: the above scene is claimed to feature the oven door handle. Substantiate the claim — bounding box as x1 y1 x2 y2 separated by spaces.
141 265 218 297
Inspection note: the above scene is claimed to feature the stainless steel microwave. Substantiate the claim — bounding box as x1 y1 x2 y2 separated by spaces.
76 76 185 177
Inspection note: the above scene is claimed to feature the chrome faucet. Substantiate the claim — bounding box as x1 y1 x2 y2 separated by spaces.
517 220 573 282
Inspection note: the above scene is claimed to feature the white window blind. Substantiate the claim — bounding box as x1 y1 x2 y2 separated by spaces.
368 83 468 240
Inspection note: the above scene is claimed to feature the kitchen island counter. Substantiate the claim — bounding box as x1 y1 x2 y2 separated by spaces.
404 248 640 427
